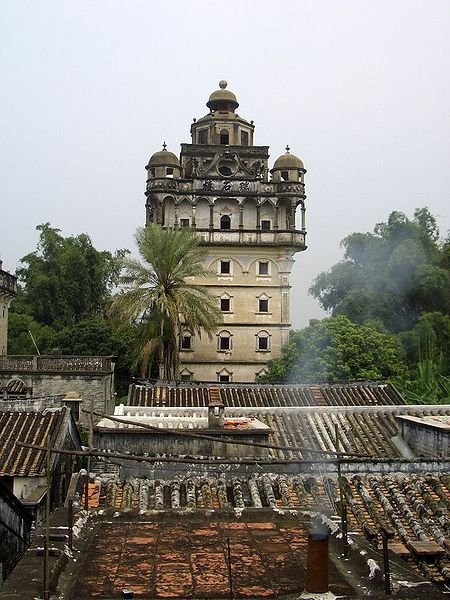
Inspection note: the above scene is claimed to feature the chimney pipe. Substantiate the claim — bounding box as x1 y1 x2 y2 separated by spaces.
305 531 329 594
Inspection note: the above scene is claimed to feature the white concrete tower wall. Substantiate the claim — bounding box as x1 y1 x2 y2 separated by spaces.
144 81 307 383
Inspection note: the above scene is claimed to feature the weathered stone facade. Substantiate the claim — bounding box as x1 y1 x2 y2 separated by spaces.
0 356 115 424
0 262 17 356
144 81 307 383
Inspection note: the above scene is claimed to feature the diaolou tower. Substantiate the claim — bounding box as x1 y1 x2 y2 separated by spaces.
145 81 307 382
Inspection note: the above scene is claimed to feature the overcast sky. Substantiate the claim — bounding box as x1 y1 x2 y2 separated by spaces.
1 0 449 328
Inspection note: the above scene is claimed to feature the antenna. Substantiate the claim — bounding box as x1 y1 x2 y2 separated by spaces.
28 330 41 355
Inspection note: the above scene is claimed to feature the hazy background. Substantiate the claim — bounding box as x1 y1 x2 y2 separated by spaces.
1 0 449 328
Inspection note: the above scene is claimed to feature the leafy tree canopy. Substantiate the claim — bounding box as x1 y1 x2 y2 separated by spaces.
261 315 406 384
15 223 127 328
310 208 450 332
111 224 221 380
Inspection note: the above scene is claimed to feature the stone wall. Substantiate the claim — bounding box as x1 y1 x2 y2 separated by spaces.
0 356 115 424
0 483 31 582
396 416 450 458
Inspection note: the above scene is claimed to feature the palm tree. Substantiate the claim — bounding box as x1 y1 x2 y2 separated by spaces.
111 224 221 380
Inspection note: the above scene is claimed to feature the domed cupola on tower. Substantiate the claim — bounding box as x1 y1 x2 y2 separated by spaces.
206 80 239 113
146 143 181 180
271 146 306 182
190 80 254 147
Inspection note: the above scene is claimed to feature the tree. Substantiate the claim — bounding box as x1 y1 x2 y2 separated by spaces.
310 208 450 332
111 224 221 380
15 223 126 328
48 317 136 396
261 316 406 383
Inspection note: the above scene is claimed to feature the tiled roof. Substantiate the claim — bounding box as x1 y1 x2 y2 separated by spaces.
87 471 450 585
0 408 69 476
129 382 406 408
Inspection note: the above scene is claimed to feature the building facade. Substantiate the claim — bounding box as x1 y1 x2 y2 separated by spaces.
144 81 307 383
0 261 17 356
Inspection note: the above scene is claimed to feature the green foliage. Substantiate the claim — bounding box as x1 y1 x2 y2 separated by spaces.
47 317 136 396
396 359 450 404
261 315 406 384
111 224 221 380
310 208 450 332
7 312 55 355
16 223 126 328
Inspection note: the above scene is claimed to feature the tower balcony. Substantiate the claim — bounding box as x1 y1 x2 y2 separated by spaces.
196 228 306 248
0 269 17 297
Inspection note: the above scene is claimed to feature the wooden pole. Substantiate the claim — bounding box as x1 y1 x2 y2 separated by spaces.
227 537 233 600
335 424 348 557
43 436 51 599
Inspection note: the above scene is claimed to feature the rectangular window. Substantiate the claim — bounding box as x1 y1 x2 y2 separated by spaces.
259 298 269 313
258 261 269 275
220 260 231 274
261 220 271 231
241 130 249 146
219 374 230 383
258 337 269 351
198 129 208 144
181 373 191 381
166 167 174 178
180 218 190 228
281 170 289 181
181 335 191 350
220 336 230 351
220 298 230 312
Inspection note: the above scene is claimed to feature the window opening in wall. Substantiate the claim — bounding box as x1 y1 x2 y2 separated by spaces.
181 334 192 350
257 333 270 351
198 129 208 144
219 333 231 351
220 129 229 145
281 170 289 181
259 298 269 312
220 260 230 275
180 218 190 228
166 168 174 178
220 215 231 230
220 297 231 311
241 130 249 146
150 168 156 178
261 220 271 231
219 374 230 382
258 261 269 275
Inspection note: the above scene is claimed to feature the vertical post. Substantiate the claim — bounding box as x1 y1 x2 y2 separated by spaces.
227 537 233 600
335 424 348 557
43 436 51 599
381 527 394 596
68 499 73 550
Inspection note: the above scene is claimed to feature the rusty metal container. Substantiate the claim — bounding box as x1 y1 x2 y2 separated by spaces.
305 532 329 593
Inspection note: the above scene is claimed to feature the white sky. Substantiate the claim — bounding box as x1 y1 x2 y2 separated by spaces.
1 0 449 327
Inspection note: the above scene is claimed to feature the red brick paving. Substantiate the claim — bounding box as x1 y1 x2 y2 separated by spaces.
72 520 353 599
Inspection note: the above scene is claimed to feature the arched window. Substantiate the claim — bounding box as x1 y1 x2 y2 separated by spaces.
220 215 231 230
256 331 271 352
220 129 229 145
217 331 232 352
